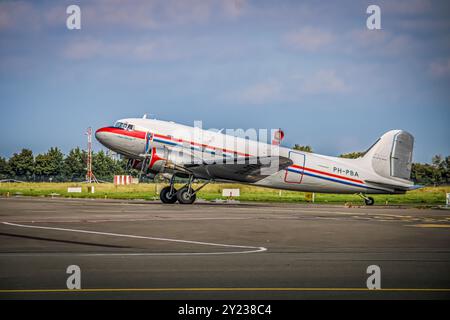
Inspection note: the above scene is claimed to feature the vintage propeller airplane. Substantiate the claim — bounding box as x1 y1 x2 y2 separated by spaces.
95 117 416 205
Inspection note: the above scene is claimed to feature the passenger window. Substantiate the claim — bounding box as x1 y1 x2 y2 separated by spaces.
127 124 134 131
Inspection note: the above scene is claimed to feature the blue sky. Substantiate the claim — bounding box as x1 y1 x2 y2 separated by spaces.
0 0 449 162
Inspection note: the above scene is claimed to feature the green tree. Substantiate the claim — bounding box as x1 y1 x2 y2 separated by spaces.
293 145 313 152
9 149 34 181
63 148 126 182
63 147 86 181
0 157 11 180
411 154 450 186
444 156 450 184
431 154 446 186
34 153 50 180
116 157 140 177
34 147 65 181
411 163 434 185
339 151 364 159
47 147 64 180
113 157 128 175
92 150 117 181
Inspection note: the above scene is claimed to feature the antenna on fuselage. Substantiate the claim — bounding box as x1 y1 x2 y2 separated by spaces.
142 113 156 119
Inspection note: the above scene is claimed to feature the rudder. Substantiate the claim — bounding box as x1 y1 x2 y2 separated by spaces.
362 130 414 181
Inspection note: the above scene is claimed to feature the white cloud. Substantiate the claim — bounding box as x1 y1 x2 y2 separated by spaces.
0 1 42 31
343 29 416 57
63 38 103 60
62 37 178 61
0 0 248 33
395 17 450 32
381 0 432 15
230 69 350 105
80 1 158 30
284 27 334 52
81 0 248 29
283 25 418 57
63 33 251 62
236 80 282 104
429 58 450 77
220 0 247 18
300 70 350 94
346 29 389 50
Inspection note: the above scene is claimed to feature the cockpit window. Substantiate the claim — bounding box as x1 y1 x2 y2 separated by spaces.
114 122 129 129
127 124 134 131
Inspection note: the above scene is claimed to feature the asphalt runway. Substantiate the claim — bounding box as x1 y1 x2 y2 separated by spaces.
0 196 449 300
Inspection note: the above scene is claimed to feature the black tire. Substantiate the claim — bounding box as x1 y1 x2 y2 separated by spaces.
176 187 196 204
364 197 375 206
160 186 178 204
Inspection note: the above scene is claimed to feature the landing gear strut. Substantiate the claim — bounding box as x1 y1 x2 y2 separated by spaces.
159 175 177 204
159 174 210 204
176 175 211 204
176 186 197 204
358 193 375 206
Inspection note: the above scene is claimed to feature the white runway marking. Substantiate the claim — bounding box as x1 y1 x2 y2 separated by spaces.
1 222 267 256
88 217 252 222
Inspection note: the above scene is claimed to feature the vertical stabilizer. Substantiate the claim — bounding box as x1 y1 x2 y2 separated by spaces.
361 130 414 181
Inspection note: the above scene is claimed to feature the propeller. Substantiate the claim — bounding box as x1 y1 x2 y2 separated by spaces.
138 132 154 180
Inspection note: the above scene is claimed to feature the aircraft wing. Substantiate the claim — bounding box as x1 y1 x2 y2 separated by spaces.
184 156 293 183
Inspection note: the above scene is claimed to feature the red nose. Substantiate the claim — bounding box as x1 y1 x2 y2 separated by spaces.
95 127 110 144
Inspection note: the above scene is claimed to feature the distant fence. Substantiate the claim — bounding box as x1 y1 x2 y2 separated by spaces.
0 179 25 183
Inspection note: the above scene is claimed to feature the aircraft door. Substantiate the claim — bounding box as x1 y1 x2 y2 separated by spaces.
284 151 306 183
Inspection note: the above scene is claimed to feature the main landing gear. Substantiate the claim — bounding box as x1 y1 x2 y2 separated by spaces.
159 174 210 204
159 187 178 204
358 193 375 206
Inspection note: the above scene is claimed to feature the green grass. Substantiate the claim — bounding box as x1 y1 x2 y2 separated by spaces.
0 182 448 205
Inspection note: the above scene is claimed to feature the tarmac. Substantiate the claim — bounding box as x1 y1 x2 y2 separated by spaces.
0 196 449 299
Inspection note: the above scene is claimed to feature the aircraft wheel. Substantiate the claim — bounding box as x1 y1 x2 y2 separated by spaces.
160 186 178 204
364 197 375 206
176 187 196 204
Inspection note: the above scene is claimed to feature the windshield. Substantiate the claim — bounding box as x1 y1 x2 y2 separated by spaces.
114 122 128 129
114 121 135 131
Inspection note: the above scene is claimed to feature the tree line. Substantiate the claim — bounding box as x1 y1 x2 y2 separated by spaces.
0 147 448 185
0 148 130 182
293 145 449 186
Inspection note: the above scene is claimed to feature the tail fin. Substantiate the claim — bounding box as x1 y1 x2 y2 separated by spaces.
361 130 414 181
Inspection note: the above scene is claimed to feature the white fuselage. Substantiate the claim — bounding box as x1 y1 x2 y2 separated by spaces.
95 118 414 194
